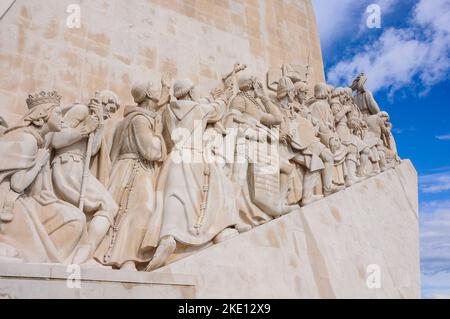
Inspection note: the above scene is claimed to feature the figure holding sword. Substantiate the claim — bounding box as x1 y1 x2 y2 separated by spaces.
50 91 120 264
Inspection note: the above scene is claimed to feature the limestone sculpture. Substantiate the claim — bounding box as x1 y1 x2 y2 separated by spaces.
0 91 87 264
350 73 381 117
50 91 120 264
226 75 284 227
95 77 170 271
0 69 401 272
0 116 8 137
145 79 240 271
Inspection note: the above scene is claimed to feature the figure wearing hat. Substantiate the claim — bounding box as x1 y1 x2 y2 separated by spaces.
350 73 381 117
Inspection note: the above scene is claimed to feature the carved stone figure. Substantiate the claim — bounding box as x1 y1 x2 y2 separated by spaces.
145 79 239 271
225 75 284 227
331 88 371 186
274 77 326 207
291 81 335 205
309 83 345 194
0 116 8 136
0 91 86 264
364 111 400 172
50 91 120 264
350 73 381 117
0 62 403 274
95 78 170 271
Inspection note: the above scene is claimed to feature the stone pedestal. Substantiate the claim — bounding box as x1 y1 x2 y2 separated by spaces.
0 262 196 299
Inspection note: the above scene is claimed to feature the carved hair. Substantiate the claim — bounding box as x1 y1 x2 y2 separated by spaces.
314 83 328 99
238 75 254 91
173 79 195 99
131 82 154 104
276 76 294 99
294 82 309 93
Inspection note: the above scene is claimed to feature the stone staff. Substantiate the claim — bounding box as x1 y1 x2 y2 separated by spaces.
78 132 93 211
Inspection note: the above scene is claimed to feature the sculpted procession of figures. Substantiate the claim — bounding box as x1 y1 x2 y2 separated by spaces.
0 67 401 271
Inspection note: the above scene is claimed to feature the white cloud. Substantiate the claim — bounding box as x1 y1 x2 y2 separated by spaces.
420 199 450 273
420 198 450 297
436 135 450 141
325 0 450 95
420 171 450 194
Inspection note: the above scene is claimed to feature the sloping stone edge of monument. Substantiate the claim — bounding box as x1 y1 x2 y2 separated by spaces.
156 160 420 299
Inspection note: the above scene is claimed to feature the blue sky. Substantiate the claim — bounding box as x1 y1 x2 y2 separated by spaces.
312 0 450 298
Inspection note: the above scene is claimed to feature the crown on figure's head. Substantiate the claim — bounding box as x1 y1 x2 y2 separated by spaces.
26 90 62 109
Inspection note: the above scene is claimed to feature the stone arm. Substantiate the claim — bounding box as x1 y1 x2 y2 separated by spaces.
132 116 164 162
367 91 381 115
259 96 282 127
204 98 227 124
331 103 349 124
156 83 171 110
10 150 48 193
50 104 89 149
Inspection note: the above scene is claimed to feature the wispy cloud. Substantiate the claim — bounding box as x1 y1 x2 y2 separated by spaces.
420 199 450 298
325 0 450 95
419 171 450 194
436 135 450 141
420 199 450 271
392 126 416 134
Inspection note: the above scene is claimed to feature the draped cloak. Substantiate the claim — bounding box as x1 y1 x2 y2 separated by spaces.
0 127 87 264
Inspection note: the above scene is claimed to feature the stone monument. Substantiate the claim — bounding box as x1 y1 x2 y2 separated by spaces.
0 0 419 299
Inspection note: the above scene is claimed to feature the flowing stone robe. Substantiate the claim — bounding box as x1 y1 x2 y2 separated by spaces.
95 106 166 268
309 99 346 186
152 99 238 247
278 102 325 204
0 127 86 263
363 114 397 163
353 90 380 117
331 101 368 161
51 104 117 225
225 93 280 227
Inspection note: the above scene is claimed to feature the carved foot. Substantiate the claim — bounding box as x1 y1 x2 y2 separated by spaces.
323 185 345 197
120 261 137 271
301 194 323 207
213 227 239 244
280 203 299 215
235 223 252 234
72 244 93 265
345 176 362 187
145 237 176 272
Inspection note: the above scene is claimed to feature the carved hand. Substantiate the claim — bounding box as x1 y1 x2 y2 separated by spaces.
223 86 234 100
80 115 100 137
210 87 224 100
254 80 266 99
89 99 104 122
161 72 172 88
